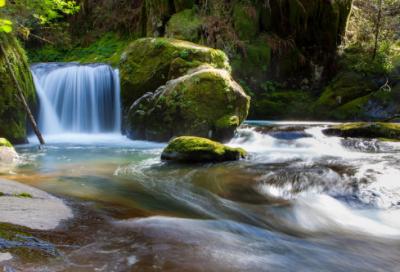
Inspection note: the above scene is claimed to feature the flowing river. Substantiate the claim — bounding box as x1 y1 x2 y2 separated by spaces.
2 63 400 271
1 122 400 271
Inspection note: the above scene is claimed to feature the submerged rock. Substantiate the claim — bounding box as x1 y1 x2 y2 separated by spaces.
161 136 247 163
126 68 249 142
0 138 18 162
322 122 400 141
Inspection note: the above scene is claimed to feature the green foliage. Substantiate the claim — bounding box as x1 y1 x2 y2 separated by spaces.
1 0 79 41
155 40 165 48
343 43 394 74
27 32 132 67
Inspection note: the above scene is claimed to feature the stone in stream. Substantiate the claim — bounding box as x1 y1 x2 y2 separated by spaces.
0 178 73 230
161 136 247 163
126 67 249 143
322 122 400 141
0 138 19 162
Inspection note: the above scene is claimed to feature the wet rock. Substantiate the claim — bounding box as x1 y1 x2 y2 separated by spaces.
119 37 231 109
126 68 249 143
0 253 12 262
0 139 18 162
322 122 400 141
161 136 247 163
0 178 73 230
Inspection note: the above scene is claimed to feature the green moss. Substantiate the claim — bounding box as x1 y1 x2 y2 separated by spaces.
312 71 376 119
329 95 371 121
145 68 249 136
0 192 3 196
0 138 13 147
231 36 271 77
215 115 239 129
379 138 400 142
120 37 231 108
10 192 33 198
232 2 261 41
165 9 204 43
328 122 400 139
162 136 247 161
27 32 137 68
0 33 36 144
0 222 64 264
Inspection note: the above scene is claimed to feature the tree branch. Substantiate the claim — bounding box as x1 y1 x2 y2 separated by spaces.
0 38 45 145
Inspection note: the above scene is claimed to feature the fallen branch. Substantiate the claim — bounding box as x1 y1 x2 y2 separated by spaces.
0 39 45 145
373 75 391 96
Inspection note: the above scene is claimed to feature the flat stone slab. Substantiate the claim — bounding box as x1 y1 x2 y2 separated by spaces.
0 178 73 230
0 253 12 263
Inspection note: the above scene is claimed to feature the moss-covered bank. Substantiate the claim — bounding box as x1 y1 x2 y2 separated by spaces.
161 136 247 163
322 122 400 140
0 33 36 144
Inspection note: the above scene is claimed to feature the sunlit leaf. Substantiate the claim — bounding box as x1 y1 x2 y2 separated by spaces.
0 19 12 25
0 0 5 7
0 25 12 33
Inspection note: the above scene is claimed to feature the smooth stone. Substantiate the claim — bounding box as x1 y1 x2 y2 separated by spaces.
0 178 73 230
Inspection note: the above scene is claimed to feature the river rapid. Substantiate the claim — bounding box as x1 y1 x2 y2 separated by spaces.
1 122 400 271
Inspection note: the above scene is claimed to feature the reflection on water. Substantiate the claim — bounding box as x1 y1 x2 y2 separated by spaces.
1 124 400 271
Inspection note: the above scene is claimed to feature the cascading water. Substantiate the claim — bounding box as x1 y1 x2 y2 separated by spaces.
30 63 121 135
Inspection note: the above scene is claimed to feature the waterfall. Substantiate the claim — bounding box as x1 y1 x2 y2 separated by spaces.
31 63 121 135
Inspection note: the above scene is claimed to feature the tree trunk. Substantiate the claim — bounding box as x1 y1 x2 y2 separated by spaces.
372 0 383 61
0 40 45 145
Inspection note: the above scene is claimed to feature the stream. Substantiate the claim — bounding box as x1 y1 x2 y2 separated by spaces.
1 122 400 271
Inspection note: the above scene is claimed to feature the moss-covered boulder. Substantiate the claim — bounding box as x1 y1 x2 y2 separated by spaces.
126 68 250 142
120 37 230 108
0 33 36 144
0 138 18 161
161 136 247 163
165 9 204 43
322 122 400 140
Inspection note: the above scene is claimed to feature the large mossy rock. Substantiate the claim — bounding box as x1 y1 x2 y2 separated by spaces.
126 67 250 142
161 136 247 163
165 9 204 43
0 33 36 144
322 122 400 141
120 37 230 109
0 138 18 162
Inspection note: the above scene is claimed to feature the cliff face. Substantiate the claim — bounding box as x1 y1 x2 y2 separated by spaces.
0 33 36 144
26 0 366 122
